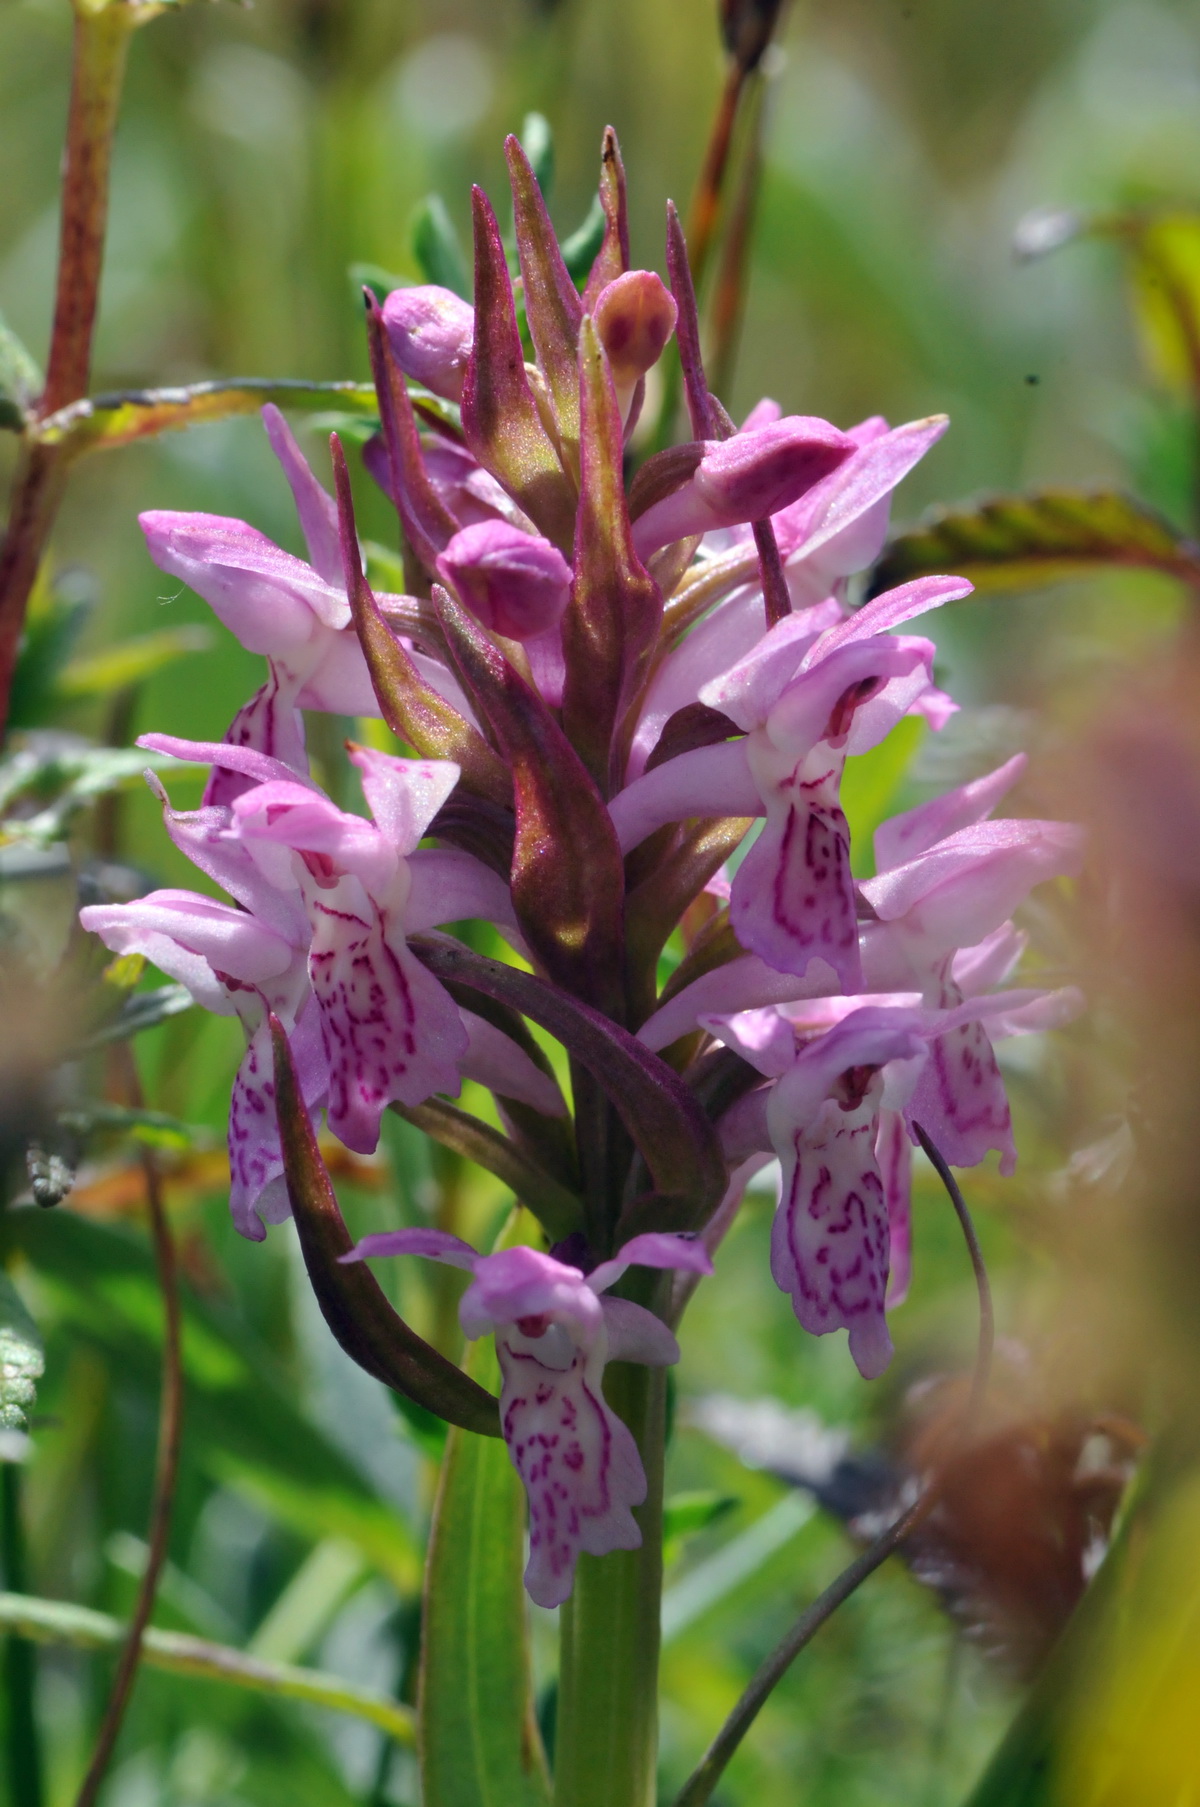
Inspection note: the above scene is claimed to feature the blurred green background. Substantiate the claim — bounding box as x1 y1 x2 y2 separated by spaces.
3 0 1200 1802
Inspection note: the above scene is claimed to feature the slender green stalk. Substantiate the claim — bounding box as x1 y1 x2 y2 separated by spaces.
3 1467 44 1807
553 1360 666 1807
0 1592 415 1743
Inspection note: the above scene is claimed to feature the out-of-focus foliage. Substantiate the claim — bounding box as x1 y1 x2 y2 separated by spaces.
4 0 1200 1803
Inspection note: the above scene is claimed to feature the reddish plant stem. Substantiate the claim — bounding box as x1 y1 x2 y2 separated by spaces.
0 3 136 741
73 1048 183 1807
707 71 766 405
685 62 746 304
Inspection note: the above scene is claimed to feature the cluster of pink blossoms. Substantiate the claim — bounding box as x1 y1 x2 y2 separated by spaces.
81 134 1082 1606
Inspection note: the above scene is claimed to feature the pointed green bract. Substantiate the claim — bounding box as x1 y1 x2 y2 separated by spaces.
583 127 630 310
269 1013 502 1438
393 1098 582 1243
461 187 575 552
419 1333 551 1807
562 318 662 794
506 135 583 476
434 586 626 1015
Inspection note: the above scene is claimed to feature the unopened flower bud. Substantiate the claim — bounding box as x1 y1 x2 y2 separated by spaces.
436 520 572 642
632 416 852 558
382 285 475 403
593 271 678 392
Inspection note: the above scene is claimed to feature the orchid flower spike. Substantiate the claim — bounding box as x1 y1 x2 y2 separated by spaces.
342 1229 713 1605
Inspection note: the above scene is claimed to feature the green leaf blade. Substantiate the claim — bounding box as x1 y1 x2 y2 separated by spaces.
420 1336 551 1807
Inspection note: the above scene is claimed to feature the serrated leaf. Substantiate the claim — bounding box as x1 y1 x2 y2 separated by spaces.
867 490 1200 597
420 1333 551 1807
412 195 472 300
0 1272 43 1431
33 379 378 460
57 625 212 697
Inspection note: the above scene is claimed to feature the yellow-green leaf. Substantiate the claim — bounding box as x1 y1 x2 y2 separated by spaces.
33 379 378 460
868 490 1200 597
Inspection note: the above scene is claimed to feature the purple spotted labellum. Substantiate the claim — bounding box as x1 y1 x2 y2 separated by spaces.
342 1228 712 1606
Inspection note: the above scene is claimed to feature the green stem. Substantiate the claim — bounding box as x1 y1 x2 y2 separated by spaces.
553 1360 665 1807
2 1468 44 1807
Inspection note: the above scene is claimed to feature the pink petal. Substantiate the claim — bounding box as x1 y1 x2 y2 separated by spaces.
874 754 1027 873
340 1226 480 1268
348 745 461 853
201 664 310 807
79 889 292 1011
632 417 852 559
459 1248 603 1342
383 284 475 404
458 1010 566 1116
587 1231 714 1295
861 820 1086 954
811 574 973 658
405 849 518 936
139 510 348 647
775 415 950 570
599 1295 681 1364
607 739 759 854
262 404 343 586
905 1012 1016 1174
637 953 840 1053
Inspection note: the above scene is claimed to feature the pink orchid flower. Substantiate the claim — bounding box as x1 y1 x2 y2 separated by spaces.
82 742 554 1238
612 576 969 989
140 407 471 801
342 1229 712 1606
